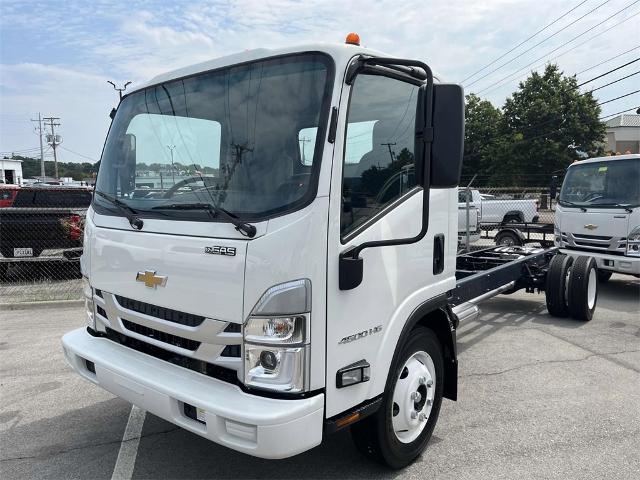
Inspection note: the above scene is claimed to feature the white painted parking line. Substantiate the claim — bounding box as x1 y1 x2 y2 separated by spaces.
111 405 146 480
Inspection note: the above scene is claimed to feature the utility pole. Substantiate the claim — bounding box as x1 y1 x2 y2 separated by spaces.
298 136 311 164
166 144 176 186
43 117 61 179
30 112 45 182
380 142 396 165
108 81 132 101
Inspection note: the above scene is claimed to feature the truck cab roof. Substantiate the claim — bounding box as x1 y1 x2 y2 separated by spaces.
570 153 640 166
130 42 441 94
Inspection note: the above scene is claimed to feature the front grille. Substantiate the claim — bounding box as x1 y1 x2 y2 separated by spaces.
115 295 205 327
572 233 612 241
221 345 241 357
564 246 626 256
122 319 201 351
104 327 238 385
96 305 108 318
223 323 242 333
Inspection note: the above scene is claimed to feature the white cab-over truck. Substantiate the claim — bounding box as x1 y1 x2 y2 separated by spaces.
62 38 600 468
459 188 539 225
555 154 640 280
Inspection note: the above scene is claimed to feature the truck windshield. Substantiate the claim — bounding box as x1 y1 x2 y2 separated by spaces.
95 53 333 221
559 158 640 208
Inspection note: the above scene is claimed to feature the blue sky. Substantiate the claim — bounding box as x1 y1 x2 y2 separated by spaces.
1 0 638 164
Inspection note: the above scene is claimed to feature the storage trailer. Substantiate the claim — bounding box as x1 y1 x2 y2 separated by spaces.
61 35 599 469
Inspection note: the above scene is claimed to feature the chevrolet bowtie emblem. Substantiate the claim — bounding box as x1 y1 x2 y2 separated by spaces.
136 270 168 289
584 224 598 230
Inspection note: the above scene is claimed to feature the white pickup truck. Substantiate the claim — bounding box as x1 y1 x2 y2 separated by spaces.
458 201 480 246
459 189 539 225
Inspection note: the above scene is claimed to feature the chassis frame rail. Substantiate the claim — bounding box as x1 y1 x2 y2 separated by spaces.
451 246 558 307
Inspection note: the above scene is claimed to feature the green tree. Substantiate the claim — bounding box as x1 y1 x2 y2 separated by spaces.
500 64 605 185
463 93 506 184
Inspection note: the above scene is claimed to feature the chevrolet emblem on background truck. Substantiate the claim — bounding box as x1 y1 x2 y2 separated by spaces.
135 270 168 289
584 224 598 230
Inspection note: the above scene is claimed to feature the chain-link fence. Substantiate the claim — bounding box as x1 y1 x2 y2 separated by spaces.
1 178 562 303
458 177 559 253
0 186 91 303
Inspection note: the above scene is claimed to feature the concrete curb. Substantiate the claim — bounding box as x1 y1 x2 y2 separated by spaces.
0 299 83 311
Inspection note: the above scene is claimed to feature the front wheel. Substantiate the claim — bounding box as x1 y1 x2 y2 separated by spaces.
351 327 444 469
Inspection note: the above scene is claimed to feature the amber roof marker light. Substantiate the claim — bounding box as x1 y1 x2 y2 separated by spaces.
345 33 360 46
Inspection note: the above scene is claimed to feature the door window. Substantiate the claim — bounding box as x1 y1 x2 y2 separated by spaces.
341 74 419 236
340 75 418 236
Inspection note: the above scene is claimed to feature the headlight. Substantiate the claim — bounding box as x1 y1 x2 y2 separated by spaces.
554 223 562 246
82 276 96 329
627 226 640 256
243 280 310 393
244 316 305 345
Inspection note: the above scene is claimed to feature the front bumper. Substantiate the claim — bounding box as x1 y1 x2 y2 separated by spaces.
61 328 324 459
560 249 640 275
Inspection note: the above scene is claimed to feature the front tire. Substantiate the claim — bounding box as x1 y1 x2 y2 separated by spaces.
351 327 444 469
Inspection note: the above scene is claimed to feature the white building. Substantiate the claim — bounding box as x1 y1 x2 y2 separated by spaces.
605 114 640 154
0 157 23 185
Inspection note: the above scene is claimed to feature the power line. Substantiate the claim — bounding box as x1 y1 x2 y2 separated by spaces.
576 45 640 75
476 8 640 96
599 106 639 119
465 0 613 88
587 70 640 93
577 58 640 86
597 89 640 106
59 146 99 162
461 0 590 83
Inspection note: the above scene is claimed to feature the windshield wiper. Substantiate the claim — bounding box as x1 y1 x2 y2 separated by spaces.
151 202 257 238
94 191 144 230
559 200 587 212
588 202 634 213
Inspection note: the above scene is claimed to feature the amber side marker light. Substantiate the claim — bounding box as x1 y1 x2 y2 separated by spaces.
345 32 360 46
335 412 361 429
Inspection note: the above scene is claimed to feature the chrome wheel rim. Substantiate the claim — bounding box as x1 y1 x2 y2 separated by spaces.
391 350 435 443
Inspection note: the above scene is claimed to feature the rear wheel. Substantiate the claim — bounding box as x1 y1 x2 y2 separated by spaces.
568 256 598 321
597 271 612 283
545 254 574 317
351 327 444 469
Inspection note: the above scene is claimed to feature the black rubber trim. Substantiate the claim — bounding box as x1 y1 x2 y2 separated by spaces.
324 395 383 434
400 294 458 401
328 106 338 143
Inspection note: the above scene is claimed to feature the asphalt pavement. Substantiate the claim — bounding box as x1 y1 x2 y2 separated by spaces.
1 274 639 479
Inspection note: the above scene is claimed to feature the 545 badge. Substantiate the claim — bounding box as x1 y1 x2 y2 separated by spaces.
205 246 236 256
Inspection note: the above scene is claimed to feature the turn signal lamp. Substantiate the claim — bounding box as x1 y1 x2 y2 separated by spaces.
345 33 360 46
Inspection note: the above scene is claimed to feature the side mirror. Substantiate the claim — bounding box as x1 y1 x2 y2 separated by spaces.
549 175 558 200
430 84 465 188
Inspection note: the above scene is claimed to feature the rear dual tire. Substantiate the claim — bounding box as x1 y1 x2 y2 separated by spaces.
567 256 598 321
545 254 598 321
